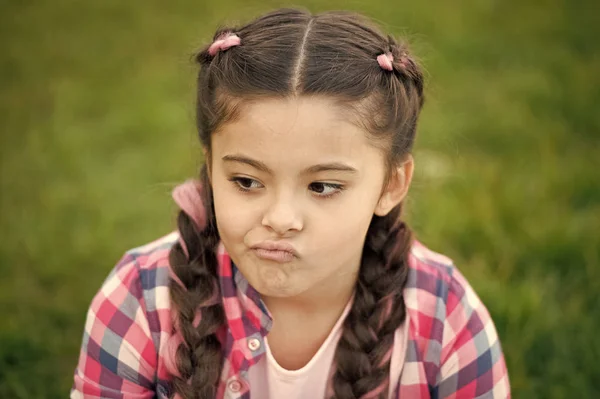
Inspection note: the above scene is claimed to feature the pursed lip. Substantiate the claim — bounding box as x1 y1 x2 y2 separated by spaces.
250 241 299 263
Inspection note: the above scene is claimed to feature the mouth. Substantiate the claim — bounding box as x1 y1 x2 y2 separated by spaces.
250 241 298 263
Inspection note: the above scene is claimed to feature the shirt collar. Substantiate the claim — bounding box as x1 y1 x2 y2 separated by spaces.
217 242 273 340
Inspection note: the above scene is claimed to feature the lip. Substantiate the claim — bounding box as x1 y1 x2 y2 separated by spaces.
250 241 298 263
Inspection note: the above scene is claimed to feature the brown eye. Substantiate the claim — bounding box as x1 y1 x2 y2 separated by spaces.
229 177 263 191
308 182 343 197
309 182 325 193
237 178 254 189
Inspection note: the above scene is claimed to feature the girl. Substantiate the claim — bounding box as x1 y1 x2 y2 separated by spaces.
72 8 510 399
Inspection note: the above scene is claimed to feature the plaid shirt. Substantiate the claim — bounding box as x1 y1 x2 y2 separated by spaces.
71 232 510 398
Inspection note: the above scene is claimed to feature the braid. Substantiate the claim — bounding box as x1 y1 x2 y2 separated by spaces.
328 36 421 399
167 165 226 399
330 204 412 399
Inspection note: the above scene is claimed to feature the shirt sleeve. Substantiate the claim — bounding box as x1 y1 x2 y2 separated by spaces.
71 253 158 399
435 268 511 398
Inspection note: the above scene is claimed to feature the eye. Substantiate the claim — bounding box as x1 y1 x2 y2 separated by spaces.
308 182 344 198
229 177 263 192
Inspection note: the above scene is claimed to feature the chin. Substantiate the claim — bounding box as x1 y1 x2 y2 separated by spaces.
252 280 305 299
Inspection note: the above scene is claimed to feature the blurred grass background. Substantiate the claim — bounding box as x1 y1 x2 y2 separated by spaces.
1 0 598 397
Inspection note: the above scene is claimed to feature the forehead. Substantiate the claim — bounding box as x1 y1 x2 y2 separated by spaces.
211 96 381 169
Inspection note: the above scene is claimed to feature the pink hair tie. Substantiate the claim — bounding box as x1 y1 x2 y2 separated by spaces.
172 180 206 229
172 180 206 257
208 33 241 56
377 52 394 71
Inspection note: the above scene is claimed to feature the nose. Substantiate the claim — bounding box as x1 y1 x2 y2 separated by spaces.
261 194 303 235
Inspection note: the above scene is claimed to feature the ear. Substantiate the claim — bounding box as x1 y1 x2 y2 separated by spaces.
374 155 414 216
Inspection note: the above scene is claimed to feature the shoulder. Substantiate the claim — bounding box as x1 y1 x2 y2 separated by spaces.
95 232 177 311
404 238 460 313
402 239 506 381
121 231 179 291
405 238 485 311
73 232 180 395
403 238 490 349
92 231 179 350
89 231 178 337
401 242 510 397
104 231 178 335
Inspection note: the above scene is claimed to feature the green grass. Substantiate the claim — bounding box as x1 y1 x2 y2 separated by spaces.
1 0 598 397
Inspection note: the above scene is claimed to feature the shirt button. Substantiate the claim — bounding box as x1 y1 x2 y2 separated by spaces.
248 337 261 351
228 379 242 393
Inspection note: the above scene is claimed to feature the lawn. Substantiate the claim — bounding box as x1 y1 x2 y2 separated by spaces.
1 0 598 398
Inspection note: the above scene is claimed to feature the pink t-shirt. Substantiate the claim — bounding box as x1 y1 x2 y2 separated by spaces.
247 298 409 399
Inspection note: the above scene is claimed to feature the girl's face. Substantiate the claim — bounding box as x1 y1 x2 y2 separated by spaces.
210 96 409 301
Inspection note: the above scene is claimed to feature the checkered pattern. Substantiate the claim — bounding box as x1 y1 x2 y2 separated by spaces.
72 233 510 398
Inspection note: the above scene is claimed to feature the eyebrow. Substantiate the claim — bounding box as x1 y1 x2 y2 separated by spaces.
222 154 358 175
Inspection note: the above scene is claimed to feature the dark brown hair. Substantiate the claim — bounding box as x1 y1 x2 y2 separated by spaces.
168 7 424 399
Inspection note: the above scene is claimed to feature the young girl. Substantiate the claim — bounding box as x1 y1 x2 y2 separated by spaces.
72 8 510 399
